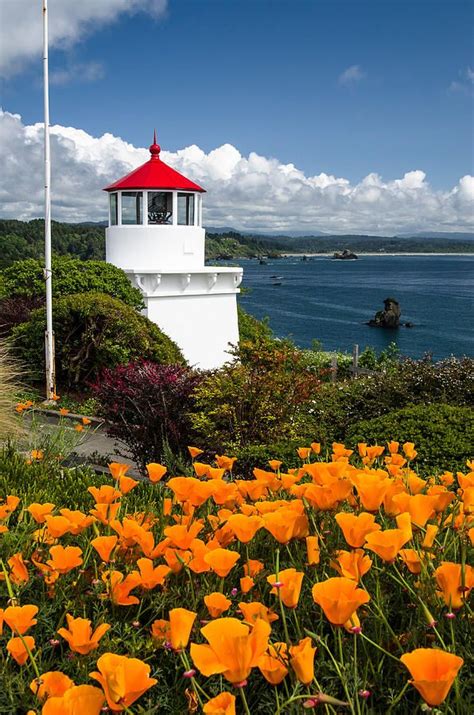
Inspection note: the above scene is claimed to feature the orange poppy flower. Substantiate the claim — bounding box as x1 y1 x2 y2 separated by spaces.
244 559 264 578
435 562 474 609
258 642 289 684
400 648 463 706
226 514 263 543
4 605 38 635
89 502 120 525
267 568 304 608
57 614 110 655
74 423 84 432
108 462 130 479
239 601 279 626
240 576 255 593
27 502 55 524
203 692 236 714
44 515 71 538
204 548 240 577
398 549 430 574
169 608 196 650
351 471 392 511
306 535 320 565
330 549 372 581
194 462 211 478
59 509 95 535
7 635 35 665
117 475 138 495
311 577 370 625
146 463 167 483
8 553 29 584
391 494 438 527
311 442 321 455
190 617 271 684
364 528 410 562
30 671 74 700
47 545 83 574
41 685 105 715
297 447 311 460
263 509 309 544
106 570 141 606
403 442 417 460
215 455 237 471
188 446 204 459
422 524 439 549
335 512 381 548
268 460 282 471
164 522 203 549
151 619 171 644
91 535 118 563
204 592 232 618
90 653 157 711
133 558 170 589
289 637 316 685
88 485 121 504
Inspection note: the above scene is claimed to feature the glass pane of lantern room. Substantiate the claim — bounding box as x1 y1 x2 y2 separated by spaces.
109 193 118 225
178 193 195 225
148 192 173 224
121 192 142 224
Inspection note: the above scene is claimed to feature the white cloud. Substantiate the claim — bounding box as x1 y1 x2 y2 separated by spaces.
0 0 167 77
449 67 474 95
50 61 105 86
0 109 473 235
338 65 366 85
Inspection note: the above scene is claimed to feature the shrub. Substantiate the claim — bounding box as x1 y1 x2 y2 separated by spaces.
347 403 474 473
237 306 273 344
0 342 22 440
91 360 202 472
11 293 183 387
0 295 43 338
190 337 322 451
0 256 143 309
233 440 306 477
307 356 474 443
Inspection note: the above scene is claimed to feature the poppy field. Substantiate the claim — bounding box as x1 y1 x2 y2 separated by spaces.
0 440 472 714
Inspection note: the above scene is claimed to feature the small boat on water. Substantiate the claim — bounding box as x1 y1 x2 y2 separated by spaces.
270 275 283 279
271 281 283 286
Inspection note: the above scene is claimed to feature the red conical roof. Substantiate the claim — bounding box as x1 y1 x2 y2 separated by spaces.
104 132 205 193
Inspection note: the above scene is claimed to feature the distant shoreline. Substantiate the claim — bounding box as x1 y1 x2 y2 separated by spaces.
279 252 474 258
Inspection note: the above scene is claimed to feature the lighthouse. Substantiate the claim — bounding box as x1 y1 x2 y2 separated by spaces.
104 133 243 369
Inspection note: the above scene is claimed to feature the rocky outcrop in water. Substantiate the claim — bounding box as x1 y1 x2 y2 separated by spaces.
332 249 358 260
368 297 410 328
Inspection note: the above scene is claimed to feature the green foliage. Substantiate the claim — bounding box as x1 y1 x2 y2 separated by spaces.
237 305 273 344
0 219 105 268
347 403 474 473
0 256 143 309
11 292 184 387
233 440 305 477
307 356 474 443
190 337 322 452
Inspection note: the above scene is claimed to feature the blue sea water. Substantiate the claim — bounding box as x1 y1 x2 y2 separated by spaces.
237 255 474 359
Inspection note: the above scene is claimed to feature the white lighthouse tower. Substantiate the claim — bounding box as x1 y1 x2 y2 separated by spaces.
104 133 243 369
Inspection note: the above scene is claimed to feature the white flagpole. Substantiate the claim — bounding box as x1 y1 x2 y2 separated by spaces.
43 0 56 400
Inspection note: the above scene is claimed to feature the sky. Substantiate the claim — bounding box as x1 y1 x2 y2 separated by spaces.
0 0 473 234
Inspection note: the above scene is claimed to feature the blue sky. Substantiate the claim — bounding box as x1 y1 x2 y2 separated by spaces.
0 0 473 232
2 0 472 190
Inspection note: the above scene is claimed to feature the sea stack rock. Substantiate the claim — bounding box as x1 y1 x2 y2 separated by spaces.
332 249 358 260
368 297 401 328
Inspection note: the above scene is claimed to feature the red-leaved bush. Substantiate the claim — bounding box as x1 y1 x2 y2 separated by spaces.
91 361 203 472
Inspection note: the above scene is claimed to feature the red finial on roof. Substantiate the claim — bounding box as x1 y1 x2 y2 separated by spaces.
149 129 161 159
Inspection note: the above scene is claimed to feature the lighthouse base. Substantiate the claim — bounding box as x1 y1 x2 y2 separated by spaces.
125 268 243 370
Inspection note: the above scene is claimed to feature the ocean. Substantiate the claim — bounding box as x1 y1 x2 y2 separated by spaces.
237 254 474 359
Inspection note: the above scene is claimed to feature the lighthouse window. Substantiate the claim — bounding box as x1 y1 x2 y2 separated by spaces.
148 191 172 224
109 193 118 225
178 193 195 226
121 192 143 225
